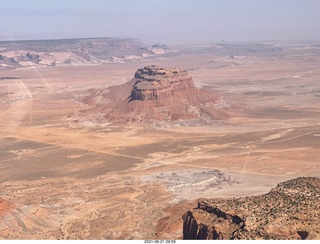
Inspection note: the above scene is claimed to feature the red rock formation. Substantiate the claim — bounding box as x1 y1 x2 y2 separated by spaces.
73 65 229 126
182 177 320 240
182 201 245 240
131 65 194 101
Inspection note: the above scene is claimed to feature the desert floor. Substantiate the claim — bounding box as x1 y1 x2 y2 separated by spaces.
0 45 320 239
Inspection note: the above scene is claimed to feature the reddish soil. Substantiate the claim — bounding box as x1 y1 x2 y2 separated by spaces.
0 199 14 219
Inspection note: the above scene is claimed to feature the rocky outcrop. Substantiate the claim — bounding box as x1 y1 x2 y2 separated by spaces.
182 177 320 240
183 201 245 239
17 52 41 63
131 65 194 101
0 38 173 69
73 65 229 127
0 54 19 67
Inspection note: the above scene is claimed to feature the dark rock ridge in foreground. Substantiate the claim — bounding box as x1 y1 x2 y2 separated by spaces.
182 177 320 240
72 65 229 127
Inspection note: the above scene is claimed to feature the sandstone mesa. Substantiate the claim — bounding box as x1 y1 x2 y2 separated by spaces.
72 65 229 127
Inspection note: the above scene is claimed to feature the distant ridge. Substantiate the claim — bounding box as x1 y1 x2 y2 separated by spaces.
0 37 173 69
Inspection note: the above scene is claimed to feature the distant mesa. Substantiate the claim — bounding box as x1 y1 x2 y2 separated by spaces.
72 65 229 127
0 38 173 69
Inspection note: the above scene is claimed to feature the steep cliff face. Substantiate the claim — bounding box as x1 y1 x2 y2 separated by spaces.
131 65 194 101
73 65 229 127
182 177 320 240
183 201 245 240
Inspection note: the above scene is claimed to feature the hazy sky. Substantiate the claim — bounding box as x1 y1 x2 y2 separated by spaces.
1 0 320 44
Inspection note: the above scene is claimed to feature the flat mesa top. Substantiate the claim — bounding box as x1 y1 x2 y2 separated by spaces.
134 65 190 90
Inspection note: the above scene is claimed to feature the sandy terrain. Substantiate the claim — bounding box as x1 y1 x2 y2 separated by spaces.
0 42 320 239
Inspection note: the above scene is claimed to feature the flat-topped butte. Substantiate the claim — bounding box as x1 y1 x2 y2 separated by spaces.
131 65 194 100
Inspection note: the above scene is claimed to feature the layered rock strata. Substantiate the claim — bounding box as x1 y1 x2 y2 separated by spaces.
182 177 320 240
0 38 172 69
183 201 245 239
73 65 229 126
131 65 194 101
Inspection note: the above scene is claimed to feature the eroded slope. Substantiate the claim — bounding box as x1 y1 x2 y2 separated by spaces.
183 177 320 240
72 65 228 126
